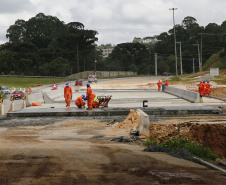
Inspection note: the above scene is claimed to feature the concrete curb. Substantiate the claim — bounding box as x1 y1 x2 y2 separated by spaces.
7 106 222 117
165 86 200 103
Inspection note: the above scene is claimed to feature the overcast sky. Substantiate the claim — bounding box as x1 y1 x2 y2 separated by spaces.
0 0 226 46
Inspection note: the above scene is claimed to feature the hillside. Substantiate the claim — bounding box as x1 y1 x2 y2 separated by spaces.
202 48 226 71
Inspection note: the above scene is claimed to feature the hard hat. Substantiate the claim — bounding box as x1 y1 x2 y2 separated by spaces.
66 82 69 85
207 81 209 83
86 83 90 86
200 81 202 82
166 80 168 81
159 80 160 81
203 80 205 83
82 94 85 99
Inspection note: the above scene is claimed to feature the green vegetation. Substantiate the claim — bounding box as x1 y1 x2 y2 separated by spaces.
0 92 6 99
212 76 226 84
1 13 226 76
144 137 218 161
0 77 68 89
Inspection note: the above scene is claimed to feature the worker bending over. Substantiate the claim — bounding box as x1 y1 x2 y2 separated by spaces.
75 94 86 108
205 81 211 96
64 82 73 107
92 94 99 108
86 83 93 110
157 80 162 91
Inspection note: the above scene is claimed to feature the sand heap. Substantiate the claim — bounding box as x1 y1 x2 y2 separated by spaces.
113 109 141 132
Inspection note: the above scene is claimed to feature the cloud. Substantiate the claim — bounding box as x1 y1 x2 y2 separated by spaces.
1 0 226 45
0 0 35 14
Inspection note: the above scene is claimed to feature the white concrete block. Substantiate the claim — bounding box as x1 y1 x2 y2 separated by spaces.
137 109 150 138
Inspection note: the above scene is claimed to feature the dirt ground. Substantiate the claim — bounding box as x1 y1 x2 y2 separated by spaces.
148 116 226 157
0 117 226 185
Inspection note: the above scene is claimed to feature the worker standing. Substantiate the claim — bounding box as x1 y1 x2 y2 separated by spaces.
203 80 206 96
86 83 93 110
157 80 162 91
64 82 73 107
75 94 86 108
205 81 212 96
165 80 169 86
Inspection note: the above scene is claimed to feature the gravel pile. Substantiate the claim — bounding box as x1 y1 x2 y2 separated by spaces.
111 136 141 142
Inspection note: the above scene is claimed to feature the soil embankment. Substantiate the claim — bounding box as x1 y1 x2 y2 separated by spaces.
149 118 226 157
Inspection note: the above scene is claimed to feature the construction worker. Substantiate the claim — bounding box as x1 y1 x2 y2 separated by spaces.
164 80 169 86
206 81 212 96
92 94 99 108
157 80 162 91
203 80 206 96
64 82 73 107
75 94 86 108
198 81 205 98
86 83 93 110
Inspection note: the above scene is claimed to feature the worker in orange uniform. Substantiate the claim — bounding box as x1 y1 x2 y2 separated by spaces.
75 94 86 108
164 80 169 86
157 80 162 91
86 83 93 110
205 81 211 96
92 94 100 108
64 82 73 107
203 80 206 96
198 81 205 98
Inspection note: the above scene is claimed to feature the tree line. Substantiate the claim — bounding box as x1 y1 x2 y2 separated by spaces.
0 14 226 76
0 13 99 77
105 16 226 75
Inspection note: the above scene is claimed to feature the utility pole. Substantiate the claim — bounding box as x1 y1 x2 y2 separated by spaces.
94 60 97 75
193 58 195 74
155 53 158 76
169 8 178 77
194 44 201 72
198 33 205 71
176 42 183 75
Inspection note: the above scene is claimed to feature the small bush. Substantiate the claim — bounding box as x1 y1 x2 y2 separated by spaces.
170 76 182 82
0 92 6 99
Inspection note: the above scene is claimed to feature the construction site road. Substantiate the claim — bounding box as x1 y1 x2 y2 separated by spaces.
0 117 225 185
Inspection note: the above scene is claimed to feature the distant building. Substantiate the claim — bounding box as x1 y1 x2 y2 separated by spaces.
101 48 114 58
97 44 115 58
133 36 158 44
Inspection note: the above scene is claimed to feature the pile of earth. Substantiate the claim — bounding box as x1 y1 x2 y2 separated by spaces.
149 120 226 157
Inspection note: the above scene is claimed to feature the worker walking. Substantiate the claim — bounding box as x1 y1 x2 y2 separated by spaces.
64 82 73 107
86 83 93 110
157 80 162 91
205 81 212 96
75 94 86 108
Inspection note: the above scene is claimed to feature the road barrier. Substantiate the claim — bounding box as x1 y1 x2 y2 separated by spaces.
0 99 26 116
26 93 44 107
165 86 200 103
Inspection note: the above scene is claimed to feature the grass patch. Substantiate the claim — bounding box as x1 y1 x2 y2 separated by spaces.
0 77 70 89
144 137 218 161
212 76 226 85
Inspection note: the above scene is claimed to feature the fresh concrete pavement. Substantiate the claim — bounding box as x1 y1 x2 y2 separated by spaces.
6 76 226 117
